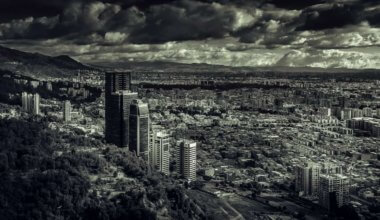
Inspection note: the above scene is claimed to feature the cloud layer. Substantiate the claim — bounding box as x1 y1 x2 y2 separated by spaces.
0 0 379 69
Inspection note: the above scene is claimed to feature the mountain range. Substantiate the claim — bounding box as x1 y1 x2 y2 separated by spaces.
0 45 94 79
0 45 378 80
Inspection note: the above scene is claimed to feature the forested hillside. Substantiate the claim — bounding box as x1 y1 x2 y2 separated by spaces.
0 117 210 220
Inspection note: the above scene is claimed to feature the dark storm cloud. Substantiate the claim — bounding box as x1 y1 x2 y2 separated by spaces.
295 3 362 31
0 0 379 49
268 0 326 9
0 0 263 44
235 0 380 48
0 1 122 40
294 0 380 31
128 0 259 43
0 0 177 22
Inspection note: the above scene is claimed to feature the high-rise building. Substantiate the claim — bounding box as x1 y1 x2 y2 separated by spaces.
32 94 40 115
21 92 40 115
106 90 138 148
63 100 71 122
105 72 132 95
129 99 150 160
150 130 170 175
21 92 28 111
319 174 349 212
176 140 197 181
105 72 137 148
27 93 34 113
295 162 321 196
149 124 162 165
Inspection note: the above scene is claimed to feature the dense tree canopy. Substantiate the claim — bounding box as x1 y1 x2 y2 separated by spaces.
0 117 209 220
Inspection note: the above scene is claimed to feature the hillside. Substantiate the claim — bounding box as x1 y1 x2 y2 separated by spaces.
0 45 96 79
0 115 209 220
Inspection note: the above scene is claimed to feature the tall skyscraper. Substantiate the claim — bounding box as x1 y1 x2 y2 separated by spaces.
105 72 132 95
295 162 321 196
177 140 197 181
319 174 349 212
129 99 150 160
106 90 138 148
149 124 162 166
150 130 170 175
63 100 71 122
105 72 137 148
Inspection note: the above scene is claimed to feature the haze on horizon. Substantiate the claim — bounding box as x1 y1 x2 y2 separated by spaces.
0 0 379 69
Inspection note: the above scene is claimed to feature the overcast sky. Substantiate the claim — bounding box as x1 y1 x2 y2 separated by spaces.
0 0 379 69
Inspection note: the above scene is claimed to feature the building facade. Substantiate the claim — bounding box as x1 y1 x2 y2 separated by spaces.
105 72 137 147
21 92 28 111
319 174 349 211
21 92 40 115
150 130 170 175
63 100 71 122
295 162 321 196
177 140 197 181
129 99 150 160
106 90 138 147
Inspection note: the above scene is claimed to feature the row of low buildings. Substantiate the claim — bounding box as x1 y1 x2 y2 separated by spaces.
346 117 380 137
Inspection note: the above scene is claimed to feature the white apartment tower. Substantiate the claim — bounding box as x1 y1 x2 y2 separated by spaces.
33 94 40 115
177 140 197 181
150 129 170 175
21 92 28 111
63 100 71 122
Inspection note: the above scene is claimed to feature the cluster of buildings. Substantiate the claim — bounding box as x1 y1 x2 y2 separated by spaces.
15 79 53 91
104 72 197 181
12 72 380 218
294 162 349 211
21 91 74 124
347 117 380 137
134 78 380 218
21 92 40 115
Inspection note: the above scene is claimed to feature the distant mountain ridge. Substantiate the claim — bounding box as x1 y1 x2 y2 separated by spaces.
91 60 379 74
0 45 95 79
0 45 378 80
